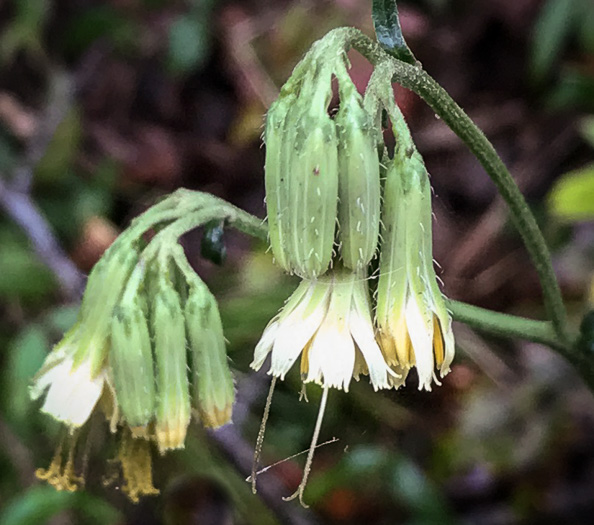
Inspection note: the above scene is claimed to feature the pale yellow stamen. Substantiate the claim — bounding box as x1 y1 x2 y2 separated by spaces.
117 429 159 503
394 316 413 367
36 435 84 492
378 331 396 366
433 316 445 367
300 340 313 378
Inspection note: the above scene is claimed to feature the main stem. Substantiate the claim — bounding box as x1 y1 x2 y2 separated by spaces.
336 28 571 345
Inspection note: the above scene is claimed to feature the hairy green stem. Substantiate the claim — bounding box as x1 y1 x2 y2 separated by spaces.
112 189 267 254
337 28 570 344
449 299 594 389
448 300 564 351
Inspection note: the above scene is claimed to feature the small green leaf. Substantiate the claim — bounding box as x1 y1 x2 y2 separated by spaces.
201 220 226 265
548 164 594 222
372 0 417 65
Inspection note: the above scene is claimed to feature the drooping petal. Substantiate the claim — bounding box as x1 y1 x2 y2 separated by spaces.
270 279 332 379
251 317 281 371
307 272 357 390
252 279 312 371
404 294 435 391
307 321 356 390
350 279 393 390
39 357 106 427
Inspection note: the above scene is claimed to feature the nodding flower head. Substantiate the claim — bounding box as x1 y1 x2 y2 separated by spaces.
250 267 396 506
252 268 394 392
30 246 139 429
31 241 237 502
185 281 235 429
335 69 381 272
265 48 383 280
264 61 339 280
376 151 455 391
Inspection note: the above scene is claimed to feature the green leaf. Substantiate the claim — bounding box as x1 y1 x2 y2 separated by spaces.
547 164 594 221
372 0 417 65
530 0 579 83
0 487 73 525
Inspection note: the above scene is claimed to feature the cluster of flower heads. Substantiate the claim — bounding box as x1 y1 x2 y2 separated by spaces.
250 39 455 504
29 31 456 507
30 242 234 502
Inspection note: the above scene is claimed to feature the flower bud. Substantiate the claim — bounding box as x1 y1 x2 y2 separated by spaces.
185 284 234 428
290 74 339 278
335 84 381 270
110 299 156 436
75 247 139 376
152 286 190 453
265 66 339 279
265 94 297 272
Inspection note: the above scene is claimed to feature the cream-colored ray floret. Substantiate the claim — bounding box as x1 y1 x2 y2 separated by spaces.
252 269 394 391
31 352 106 428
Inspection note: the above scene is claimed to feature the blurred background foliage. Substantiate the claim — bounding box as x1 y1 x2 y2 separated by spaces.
1 0 594 524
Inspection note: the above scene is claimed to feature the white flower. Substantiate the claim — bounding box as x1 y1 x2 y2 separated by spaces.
252 268 394 391
31 328 107 428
